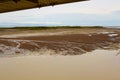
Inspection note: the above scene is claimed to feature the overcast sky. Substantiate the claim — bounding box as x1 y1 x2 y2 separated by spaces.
0 0 120 27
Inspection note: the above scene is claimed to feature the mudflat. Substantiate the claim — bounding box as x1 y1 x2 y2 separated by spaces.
0 27 120 80
0 27 120 55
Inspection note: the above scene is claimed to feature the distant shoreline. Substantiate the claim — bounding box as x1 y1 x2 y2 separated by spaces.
0 26 104 30
0 26 120 29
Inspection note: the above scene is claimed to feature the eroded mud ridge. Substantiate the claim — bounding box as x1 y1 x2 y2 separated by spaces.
0 32 120 55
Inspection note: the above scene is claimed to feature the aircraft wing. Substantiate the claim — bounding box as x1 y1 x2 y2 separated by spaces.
0 0 87 13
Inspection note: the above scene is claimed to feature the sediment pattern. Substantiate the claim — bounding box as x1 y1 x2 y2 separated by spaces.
0 32 120 56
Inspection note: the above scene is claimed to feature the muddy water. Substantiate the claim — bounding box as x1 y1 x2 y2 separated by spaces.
0 50 120 80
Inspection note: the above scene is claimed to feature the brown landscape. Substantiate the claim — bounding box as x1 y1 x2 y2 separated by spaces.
0 27 120 56
0 0 120 80
0 27 120 80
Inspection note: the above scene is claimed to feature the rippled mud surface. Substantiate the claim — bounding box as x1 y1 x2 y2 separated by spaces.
0 30 120 56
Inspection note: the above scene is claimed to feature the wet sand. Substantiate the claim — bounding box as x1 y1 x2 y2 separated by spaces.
0 28 120 80
0 28 120 55
0 50 120 80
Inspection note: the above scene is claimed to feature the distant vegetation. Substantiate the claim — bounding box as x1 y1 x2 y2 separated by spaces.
0 26 104 30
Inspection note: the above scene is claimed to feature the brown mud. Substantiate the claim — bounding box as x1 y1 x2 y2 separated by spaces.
0 28 120 55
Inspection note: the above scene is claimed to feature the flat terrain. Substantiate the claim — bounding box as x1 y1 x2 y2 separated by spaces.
0 27 120 80
0 50 120 80
0 27 120 56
